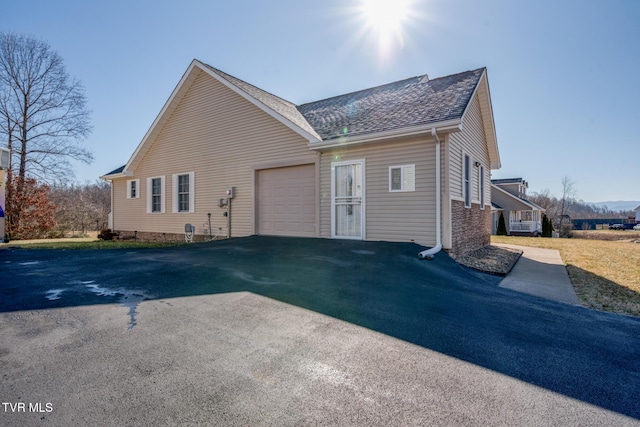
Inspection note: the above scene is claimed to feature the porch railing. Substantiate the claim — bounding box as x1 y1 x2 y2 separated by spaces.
509 221 542 233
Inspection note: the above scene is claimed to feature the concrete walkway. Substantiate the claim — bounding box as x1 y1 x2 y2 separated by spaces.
495 243 580 305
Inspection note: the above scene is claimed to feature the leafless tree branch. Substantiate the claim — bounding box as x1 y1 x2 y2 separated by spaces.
0 32 93 184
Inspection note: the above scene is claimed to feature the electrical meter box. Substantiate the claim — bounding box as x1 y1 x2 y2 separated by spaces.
226 187 235 198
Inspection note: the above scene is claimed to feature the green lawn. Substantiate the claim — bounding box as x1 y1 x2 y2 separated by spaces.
492 235 640 317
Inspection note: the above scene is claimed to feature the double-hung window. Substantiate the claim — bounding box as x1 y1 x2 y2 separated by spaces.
178 175 189 212
147 176 165 213
172 172 195 213
463 154 471 208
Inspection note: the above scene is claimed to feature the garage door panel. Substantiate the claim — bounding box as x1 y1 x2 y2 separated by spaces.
258 164 316 237
287 188 300 197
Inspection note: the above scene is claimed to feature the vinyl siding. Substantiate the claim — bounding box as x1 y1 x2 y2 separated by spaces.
445 92 492 252
111 69 316 237
319 136 437 246
448 94 491 208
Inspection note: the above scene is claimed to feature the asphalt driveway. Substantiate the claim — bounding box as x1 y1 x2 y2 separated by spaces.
1 236 639 425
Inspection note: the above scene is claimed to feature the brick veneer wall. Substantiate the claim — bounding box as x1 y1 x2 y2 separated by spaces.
113 230 218 243
449 200 491 258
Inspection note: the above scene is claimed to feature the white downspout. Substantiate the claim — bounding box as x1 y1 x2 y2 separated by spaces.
418 128 443 260
108 180 114 230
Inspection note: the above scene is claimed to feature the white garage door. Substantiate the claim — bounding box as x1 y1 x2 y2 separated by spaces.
257 164 316 237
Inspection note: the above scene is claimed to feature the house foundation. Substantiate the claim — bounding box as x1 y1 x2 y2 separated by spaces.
450 200 491 258
112 230 220 243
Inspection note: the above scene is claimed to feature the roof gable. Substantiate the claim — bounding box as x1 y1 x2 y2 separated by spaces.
122 59 321 174
202 64 321 141
462 70 500 169
107 60 501 177
491 184 544 211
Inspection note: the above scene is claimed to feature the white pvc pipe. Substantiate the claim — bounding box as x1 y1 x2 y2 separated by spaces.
418 128 443 260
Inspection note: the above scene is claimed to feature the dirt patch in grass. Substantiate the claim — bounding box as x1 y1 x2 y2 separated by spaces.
457 245 523 276
492 235 640 317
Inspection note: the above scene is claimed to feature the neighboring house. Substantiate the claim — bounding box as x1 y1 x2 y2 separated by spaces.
101 60 500 257
635 205 640 223
491 178 544 236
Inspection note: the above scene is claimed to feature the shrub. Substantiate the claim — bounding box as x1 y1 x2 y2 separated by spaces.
98 229 118 241
497 212 508 236
542 214 552 237
5 173 57 240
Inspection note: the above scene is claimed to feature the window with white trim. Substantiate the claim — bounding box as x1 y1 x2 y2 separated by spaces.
463 154 471 208
147 176 165 213
172 172 195 213
126 179 140 199
389 165 415 192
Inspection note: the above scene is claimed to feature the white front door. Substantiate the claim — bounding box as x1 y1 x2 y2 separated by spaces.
331 160 364 239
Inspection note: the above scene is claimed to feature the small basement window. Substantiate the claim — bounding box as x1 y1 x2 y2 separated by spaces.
389 165 415 192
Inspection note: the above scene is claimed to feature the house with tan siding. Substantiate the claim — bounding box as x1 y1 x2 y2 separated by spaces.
101 59 500 257
491 178 545 236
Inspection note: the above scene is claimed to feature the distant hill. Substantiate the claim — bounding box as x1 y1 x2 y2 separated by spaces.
590 201 640 212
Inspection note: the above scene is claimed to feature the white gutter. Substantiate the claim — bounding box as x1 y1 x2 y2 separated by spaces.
308 120 462 150
418 128 443 260
99 170 132 180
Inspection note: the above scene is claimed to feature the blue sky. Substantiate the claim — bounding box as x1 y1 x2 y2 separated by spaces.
2 0 638 203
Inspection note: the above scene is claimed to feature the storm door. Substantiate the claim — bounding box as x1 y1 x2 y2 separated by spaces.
331 160 364 239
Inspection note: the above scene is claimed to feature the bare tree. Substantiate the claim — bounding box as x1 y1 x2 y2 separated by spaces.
0 32 92 185
559 175 576 220
556 176 577 236
49 180 110 236
0 33 92 237
529 189 558 218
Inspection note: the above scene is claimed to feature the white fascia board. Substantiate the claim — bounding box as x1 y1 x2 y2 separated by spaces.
100 172 126 180
100 170 133 180
308 119 462 150
462 69 501 170
460 69 484 125
197 61 321 143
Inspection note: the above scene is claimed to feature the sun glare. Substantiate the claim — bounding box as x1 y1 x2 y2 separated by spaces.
362 0 410 33
358 0 413 58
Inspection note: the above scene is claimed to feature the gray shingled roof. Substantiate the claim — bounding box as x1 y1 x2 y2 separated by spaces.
104 65 487 176
297 68 485 141
105 165 125 175
202 64 321 140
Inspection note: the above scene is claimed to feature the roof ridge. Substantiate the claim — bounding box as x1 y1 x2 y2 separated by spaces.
297 75 423 107
298 67 485 108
